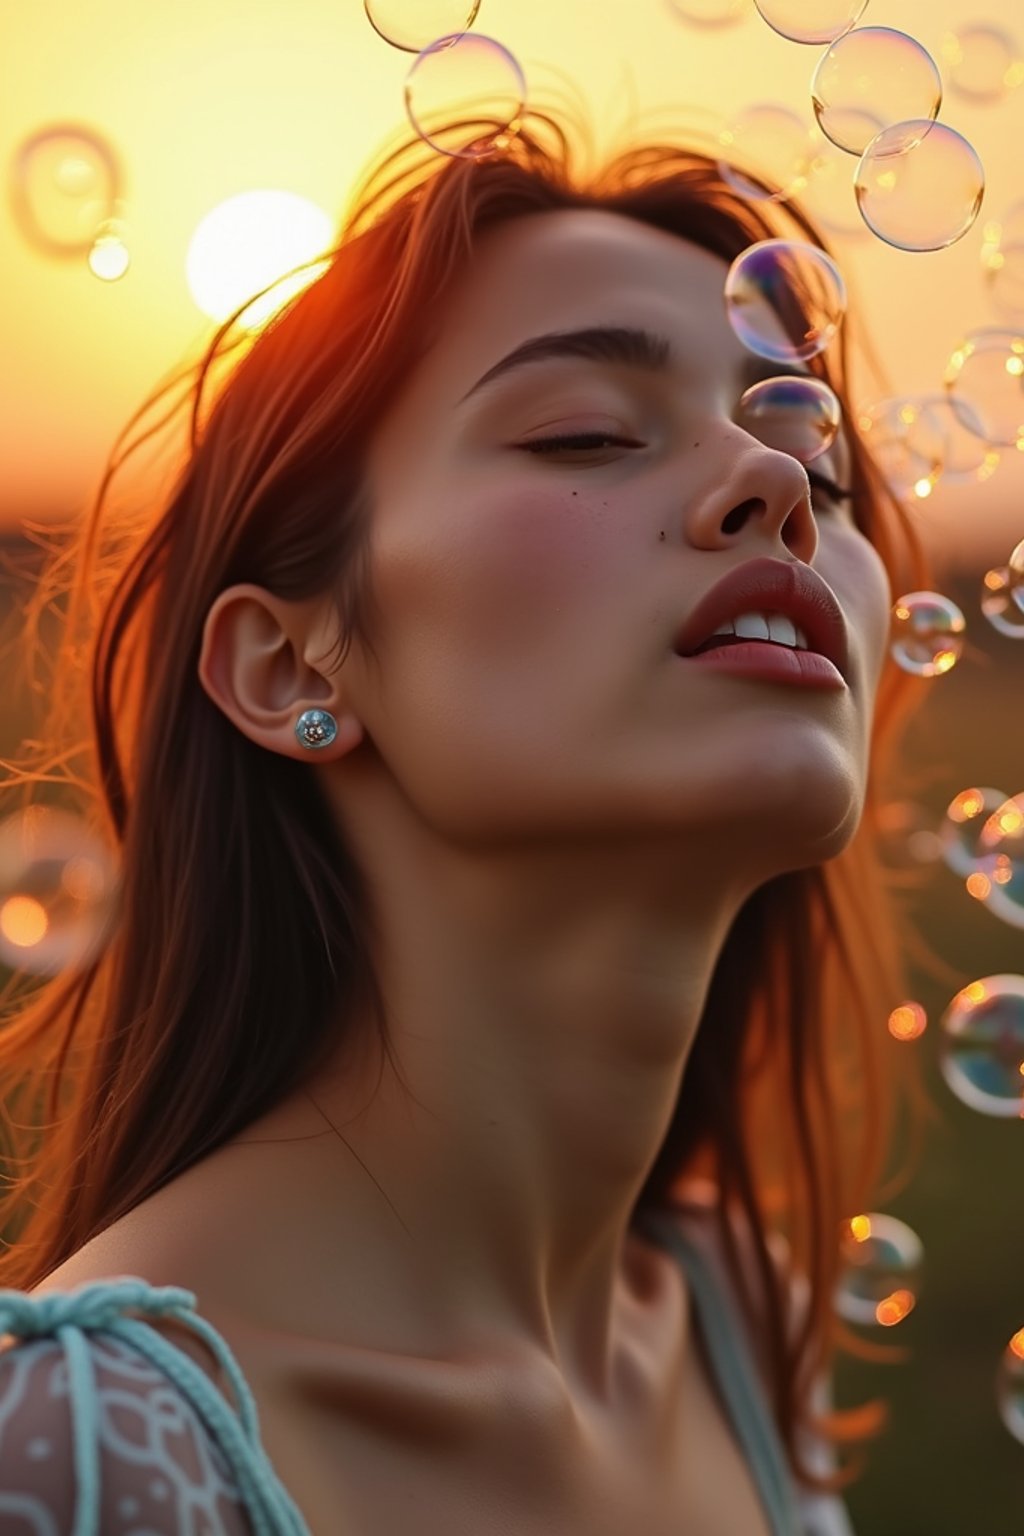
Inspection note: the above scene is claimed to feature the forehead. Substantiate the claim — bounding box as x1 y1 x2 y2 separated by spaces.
427 208 749 392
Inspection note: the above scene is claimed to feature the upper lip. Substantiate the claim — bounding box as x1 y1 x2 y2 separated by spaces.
673 556 850 680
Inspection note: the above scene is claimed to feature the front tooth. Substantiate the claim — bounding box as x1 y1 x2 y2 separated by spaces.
766 613 798 647
732 611 771 641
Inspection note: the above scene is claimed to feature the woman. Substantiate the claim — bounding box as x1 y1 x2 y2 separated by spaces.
0 102 936 1534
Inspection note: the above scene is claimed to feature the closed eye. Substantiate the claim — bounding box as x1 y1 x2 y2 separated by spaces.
518 434 856 509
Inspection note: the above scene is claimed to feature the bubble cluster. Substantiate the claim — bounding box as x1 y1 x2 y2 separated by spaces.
944 328 1024 449
889 591 966 677
718 105 813 203
753 0 867 47
736 375 842 461
724 240 847 361
855 119 984 251
404 33 526 159
811 26 942 156
939 974 1024 1117
364 0 480 53
835 1213 924 1329
857 394 997 499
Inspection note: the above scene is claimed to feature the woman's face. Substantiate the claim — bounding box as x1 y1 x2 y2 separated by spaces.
346 207 892 877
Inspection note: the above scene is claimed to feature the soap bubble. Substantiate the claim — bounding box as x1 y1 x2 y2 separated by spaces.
944 327 1024 449
835 1213 924 1328
724 240 847 361
1010 535 1024 609
889 591 965 677
939 974 1024 1115
855 119 984 251
718 105 814 203
981 567 1024 640
811 26 942 156
665 0 747 26
10 125 121 256
856 397 944 500
981 203 1024 320
997 1331 1024 1446
0 807 119 977
941 24 1024 104
736 376 842 461
802 130 869 236
364 0 480 53
940 787 1011 879
404 34 526 160
908 394 999 485
975 796 1024 933
753 0 867 46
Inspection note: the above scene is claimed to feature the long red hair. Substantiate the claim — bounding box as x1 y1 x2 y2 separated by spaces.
0 101 950 1493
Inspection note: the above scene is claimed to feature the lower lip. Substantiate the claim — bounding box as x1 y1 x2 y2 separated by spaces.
677 641 847 689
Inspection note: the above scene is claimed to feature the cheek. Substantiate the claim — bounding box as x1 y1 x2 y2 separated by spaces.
393 484 617 662
821 527 892 698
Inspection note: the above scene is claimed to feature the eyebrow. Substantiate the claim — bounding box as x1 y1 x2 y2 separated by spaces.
456 324 821 406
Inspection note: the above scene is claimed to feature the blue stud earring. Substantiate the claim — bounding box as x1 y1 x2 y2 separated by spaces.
294 708 338 750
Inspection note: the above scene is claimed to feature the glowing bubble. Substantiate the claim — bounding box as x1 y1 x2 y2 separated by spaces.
364 0 480 53
665 0 747 26
802 130 869 236
724 240 846 361
718 105 814 203
997 1331 1024 1446
855 118 984 251
0 807 119 978
811 26 942 156
981 566 1024 639
941 24 1024 104
736 375 841 461
889 591 965 677
975 795 1024 933
939 974 1024 1115
752 0 867 46
887 1001 928 1042
940 787 1011 879
405 34 526 160
10 125 121 257
944 327 1024 449
875 800 944 869
835 1213 924 1329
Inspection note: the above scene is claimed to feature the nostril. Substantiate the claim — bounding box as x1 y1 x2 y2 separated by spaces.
722 497 765 534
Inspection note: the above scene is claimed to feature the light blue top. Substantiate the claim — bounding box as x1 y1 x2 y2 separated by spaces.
0 1218 849 1536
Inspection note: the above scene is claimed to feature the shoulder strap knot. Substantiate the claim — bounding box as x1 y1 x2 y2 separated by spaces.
0 1278 198 1341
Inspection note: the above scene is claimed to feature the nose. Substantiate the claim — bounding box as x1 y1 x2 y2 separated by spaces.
686 440 818 563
